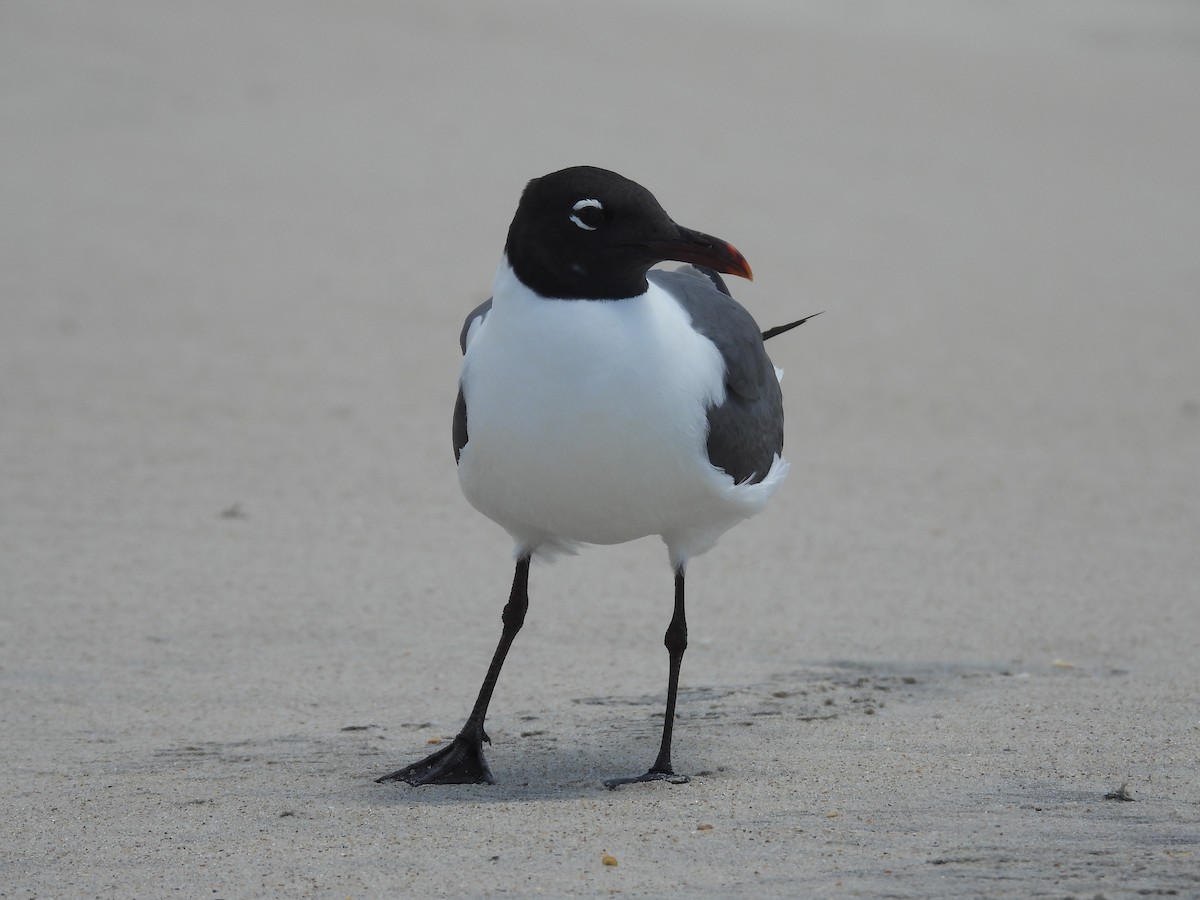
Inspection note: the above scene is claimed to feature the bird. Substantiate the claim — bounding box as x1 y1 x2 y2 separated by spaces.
378 165 817 788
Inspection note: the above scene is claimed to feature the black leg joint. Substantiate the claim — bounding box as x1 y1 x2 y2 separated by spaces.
501 556 531 632
663 569 687 656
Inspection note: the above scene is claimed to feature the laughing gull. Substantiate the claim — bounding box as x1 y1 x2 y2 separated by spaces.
378 166 816 788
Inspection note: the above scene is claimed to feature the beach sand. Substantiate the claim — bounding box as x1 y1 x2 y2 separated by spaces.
3 1 1198 896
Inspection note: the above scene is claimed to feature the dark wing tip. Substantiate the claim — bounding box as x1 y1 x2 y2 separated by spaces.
761 311 823 342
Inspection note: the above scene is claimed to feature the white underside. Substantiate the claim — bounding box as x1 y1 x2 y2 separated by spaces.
457 260 788 568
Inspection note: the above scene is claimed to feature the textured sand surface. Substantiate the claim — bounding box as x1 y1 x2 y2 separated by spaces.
3 1 1199 896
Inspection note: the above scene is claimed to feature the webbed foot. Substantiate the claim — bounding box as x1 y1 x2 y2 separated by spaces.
377 733 494 785
604 769 690 790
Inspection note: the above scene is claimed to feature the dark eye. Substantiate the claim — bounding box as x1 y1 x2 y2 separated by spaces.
569 198 604 231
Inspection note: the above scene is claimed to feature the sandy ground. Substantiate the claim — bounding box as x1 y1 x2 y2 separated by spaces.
3 1 1199 897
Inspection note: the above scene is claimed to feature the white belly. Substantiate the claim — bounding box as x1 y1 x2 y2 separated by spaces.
457 262 787 565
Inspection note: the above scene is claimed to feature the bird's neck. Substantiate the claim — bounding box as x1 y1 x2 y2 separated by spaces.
499 251 649 301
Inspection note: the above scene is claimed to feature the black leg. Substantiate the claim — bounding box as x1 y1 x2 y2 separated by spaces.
605 566 691 789
377 556 530 785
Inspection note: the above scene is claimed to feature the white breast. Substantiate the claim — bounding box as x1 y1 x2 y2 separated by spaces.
457 260 787 566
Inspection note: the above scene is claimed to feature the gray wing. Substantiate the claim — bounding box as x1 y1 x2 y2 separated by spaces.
453 298 492 463
698 265 823 342
648 267 783 484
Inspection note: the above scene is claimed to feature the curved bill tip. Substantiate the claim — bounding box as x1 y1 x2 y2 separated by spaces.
717 240 754 282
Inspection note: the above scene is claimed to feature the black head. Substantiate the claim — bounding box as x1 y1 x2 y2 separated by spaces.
503 166 752 300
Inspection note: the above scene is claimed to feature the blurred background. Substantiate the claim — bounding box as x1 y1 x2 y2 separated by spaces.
4 2 1200 895
3 0 1198 755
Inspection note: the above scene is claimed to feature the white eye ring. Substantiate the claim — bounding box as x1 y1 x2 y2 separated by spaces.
569 198 603 231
